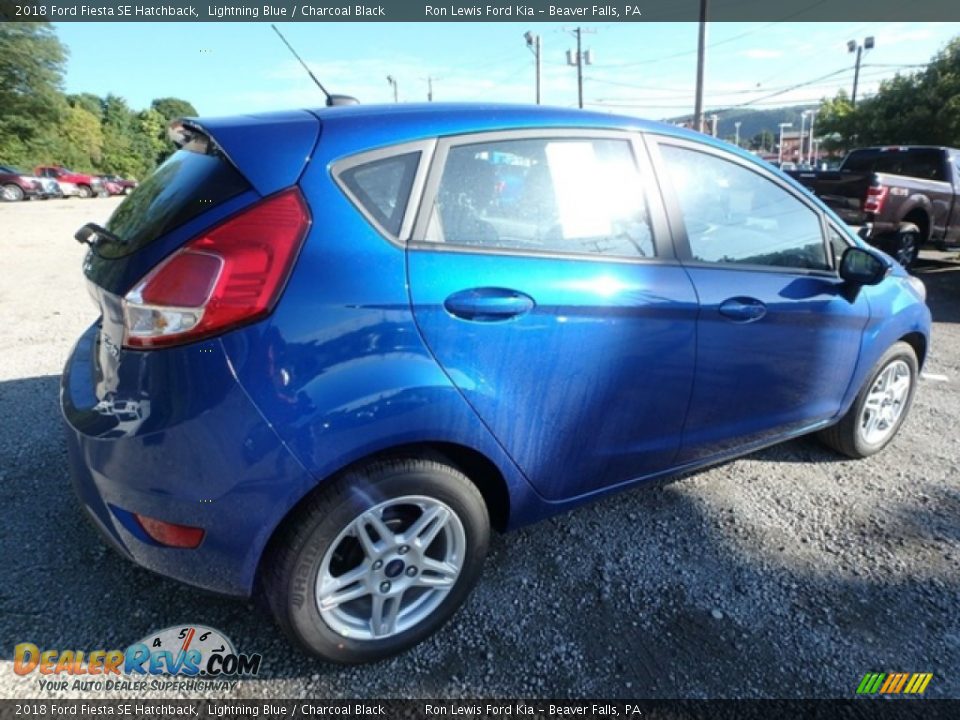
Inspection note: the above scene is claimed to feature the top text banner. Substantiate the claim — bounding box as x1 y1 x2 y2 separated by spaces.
3 0 960 21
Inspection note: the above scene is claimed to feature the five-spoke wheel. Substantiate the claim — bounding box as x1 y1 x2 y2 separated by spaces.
265 458 489 663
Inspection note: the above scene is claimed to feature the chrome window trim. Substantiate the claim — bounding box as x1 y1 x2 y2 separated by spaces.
330 138 438 248
409 127 673 264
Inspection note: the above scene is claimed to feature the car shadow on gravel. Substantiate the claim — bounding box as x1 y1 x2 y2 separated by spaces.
914 258 960 324
2 373 958 698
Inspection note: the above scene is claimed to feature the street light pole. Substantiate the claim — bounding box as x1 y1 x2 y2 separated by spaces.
848 36 875 108
386 75 398 103
710 114 718 137
524 31 541 104
734 121 741 147
799 111 808 164
807 110 817 165
778 122 792 165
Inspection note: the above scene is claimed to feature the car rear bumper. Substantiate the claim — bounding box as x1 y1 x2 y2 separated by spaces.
60 322 319 597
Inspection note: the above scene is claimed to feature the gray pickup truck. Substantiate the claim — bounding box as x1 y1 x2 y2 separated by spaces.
786 146 960 268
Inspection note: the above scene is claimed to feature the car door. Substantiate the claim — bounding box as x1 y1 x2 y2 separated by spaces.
648 137 871 464
405 130 698 501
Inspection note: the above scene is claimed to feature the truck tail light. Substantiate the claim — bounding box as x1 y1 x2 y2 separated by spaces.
122 188 310 349
863 185 888 215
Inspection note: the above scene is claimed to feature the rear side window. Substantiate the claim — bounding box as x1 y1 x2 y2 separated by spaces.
338 152 420 237
101 149 250 259
843 149 945 181
660 144 829 271
425 137 654 258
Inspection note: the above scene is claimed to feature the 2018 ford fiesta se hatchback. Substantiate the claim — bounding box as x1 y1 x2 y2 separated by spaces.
62 103 931 664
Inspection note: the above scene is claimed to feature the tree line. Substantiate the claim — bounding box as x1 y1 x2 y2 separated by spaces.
817 36 960 153
0 22 196 180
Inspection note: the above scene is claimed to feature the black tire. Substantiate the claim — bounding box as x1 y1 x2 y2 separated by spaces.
77 184 93 199
2 184 24 202
817 341 918 458
877 223 921 270
264 457 490 664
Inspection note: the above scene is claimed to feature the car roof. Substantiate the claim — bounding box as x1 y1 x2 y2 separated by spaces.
308 102 702 149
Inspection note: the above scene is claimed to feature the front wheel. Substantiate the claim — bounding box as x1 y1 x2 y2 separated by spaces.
264 458 490 664
817 341 918 458
77 185 93 199
2 184 24 201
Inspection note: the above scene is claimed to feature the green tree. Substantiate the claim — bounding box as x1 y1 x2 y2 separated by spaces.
150 97 198 122
818 36 960 149
0 22 68 164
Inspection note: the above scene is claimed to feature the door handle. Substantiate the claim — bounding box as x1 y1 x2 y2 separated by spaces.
444 288 535 322
718 297 767 323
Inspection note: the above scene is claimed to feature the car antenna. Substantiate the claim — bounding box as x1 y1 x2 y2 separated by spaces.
270 24 359 107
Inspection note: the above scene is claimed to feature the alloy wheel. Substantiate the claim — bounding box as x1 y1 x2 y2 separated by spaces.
858 359 911 445
315 495 466 641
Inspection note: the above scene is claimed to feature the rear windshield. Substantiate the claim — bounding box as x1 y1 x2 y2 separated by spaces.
842 149 946 181
99 147 250 258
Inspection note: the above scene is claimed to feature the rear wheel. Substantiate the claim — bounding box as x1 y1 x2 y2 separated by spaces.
817 341 918 458
2 184 24 202
77 184 93 199
892 226 922 269
264 458 489 663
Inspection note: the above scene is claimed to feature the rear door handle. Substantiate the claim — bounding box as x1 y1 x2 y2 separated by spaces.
718 297 767 323
444 288 535 322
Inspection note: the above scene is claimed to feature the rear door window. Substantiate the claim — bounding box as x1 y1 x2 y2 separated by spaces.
424 136 655 259
100 148 250 259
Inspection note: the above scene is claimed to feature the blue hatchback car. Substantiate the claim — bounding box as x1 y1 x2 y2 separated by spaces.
62 103 931 663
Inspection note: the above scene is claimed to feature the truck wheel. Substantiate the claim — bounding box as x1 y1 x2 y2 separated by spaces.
892 223 922 269
817 341 918 459
264 457 490 663
77 185 93 199
2 184 24 201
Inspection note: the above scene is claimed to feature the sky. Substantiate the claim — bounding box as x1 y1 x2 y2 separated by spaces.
54 21 960 126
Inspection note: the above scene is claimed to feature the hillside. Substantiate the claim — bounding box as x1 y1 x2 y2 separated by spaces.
668 105 819 146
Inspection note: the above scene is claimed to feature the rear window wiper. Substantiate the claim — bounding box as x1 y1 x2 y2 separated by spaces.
75 223 125 249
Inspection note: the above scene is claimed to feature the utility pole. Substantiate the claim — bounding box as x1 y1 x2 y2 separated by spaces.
524 31 542 104
386 75 398 103
427 76 433 102
566 27 594 109
693 0 708 133
848 36 875 107
734 121 741 147
777 122 792 165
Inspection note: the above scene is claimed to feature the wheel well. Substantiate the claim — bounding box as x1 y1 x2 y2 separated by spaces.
902 208 930 243
261 442 510 567
901 332 927 369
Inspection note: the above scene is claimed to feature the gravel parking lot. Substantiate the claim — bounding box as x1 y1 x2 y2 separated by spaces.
1 197 959 699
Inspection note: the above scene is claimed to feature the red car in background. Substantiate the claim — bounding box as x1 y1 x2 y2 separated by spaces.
101 174 138 195
0 167 44 201
34 166 106 198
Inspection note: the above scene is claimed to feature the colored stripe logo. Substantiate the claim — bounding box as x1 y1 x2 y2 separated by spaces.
857 672 933 695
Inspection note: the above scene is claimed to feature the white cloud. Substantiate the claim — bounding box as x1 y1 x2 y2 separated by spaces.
741 49 784 60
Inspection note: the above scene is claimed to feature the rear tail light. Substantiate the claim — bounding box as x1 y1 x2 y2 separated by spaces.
122 188 310 349
134 513 205 548
863 185 888 214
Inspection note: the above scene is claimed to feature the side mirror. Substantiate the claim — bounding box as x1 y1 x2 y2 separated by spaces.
840 247 891 286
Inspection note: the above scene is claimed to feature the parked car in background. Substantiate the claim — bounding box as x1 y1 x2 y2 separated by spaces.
99 176 125 196
0 166 44 201
63 104 931 664
785 146 960 268
34 166 106 198
101 174 138 194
